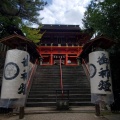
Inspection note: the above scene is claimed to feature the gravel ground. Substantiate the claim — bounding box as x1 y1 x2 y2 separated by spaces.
0 113 108 120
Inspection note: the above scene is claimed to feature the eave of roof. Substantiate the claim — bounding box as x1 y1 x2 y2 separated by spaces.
0 34 40 59
41 24 81 31
79 36 115 58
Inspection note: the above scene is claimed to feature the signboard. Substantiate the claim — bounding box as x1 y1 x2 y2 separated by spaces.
89 51 112 94
1 49 30 99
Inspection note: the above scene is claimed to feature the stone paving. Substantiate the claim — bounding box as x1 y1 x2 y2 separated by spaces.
0 113 108 120
0 112 120 120
0 106 120 120
105 114 120 120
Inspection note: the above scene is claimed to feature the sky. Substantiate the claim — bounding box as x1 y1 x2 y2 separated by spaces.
39 0 91 28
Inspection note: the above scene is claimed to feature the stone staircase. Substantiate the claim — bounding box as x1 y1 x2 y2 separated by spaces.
62 66 91 106
26 65 92 107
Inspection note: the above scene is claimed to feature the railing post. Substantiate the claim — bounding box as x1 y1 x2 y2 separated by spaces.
82 58 89 74
25 59 37 105
59 58 63 96
27 59 37 88
95 104 100 116
19 107 24 119
50 54 53 65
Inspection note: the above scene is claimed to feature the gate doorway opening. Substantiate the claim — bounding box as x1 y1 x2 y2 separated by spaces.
54 55 65 65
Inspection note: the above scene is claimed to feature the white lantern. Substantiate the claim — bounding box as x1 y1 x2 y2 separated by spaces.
1 49 30 99
89 51 113 94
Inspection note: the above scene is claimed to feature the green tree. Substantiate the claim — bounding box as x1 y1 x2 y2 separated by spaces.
0 0 46 38
21 25 44 44
83 0 120 41
82 0 120 93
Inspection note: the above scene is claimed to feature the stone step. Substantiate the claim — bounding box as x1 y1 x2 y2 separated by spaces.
27 98 91 102
34 74 87 77
31 85 90 89
37 72 60 75
34 75 60 77
26 102 56 107
29 90 90 94
31 86 90 91
28 94 91 98
32 82 89 85
33 79 88 81
26 101 93 107
31 86 90 89
32 81 89 84
30 87 90 90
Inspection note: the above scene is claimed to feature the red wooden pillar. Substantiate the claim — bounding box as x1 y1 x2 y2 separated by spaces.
65 54 68 65
50 54 53 65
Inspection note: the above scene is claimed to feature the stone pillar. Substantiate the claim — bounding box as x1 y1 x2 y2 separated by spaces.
40 58 43 65
77 57 80 65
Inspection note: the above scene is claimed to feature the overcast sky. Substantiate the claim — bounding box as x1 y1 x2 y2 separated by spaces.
39 0 91 28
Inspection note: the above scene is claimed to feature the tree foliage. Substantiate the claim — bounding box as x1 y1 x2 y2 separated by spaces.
83 0 120 41
21 25 44 44
0 0 46 38
82 0 120 92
